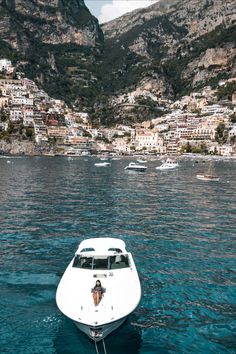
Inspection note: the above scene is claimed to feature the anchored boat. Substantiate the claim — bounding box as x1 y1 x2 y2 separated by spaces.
196 174 220 181
56 238 141 342
196 160 219 181
124 162 147 172
156 158 179 170
94 162 111 167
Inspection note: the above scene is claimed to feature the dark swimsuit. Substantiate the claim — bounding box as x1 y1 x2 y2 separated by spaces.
94 286 103 293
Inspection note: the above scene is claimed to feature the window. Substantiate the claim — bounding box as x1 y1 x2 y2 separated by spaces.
73 255 93 269
81 247 95 252
72 254 130 270
93 257 108 270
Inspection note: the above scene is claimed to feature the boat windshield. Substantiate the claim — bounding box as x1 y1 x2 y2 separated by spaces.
72 254 130 270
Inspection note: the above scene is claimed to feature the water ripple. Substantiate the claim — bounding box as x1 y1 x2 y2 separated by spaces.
0 157 235 353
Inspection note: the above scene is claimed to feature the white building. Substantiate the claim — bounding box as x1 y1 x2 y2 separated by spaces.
112 137 130 153
0 121 8 131
9 108 23 122
214 144 234 156
11 97 34 106
201 104 232 116
22 108 34 126
133 129 165 152
192 126 216 140
34 118 48 144
0 59 13 72
228 125 236 139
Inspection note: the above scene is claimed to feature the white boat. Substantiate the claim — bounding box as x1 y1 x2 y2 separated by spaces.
99 155 109 161
94 162 111 167
196 174 220 181
137 159 147 164
155 158 179 170
81 151 90 156
124 162 147 172
196 161 219 181
56 238 141 342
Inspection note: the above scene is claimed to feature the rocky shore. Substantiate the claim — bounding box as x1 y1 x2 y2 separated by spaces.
0 139 38 155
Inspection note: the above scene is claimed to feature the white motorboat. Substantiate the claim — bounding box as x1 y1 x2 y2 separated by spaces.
124 162 147 172
137 159 147 164
196 174 220 181
56 238 141 342
94 162 111 167
156 158 179 170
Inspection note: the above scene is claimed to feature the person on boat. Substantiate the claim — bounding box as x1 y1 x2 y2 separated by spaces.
92 280 105 306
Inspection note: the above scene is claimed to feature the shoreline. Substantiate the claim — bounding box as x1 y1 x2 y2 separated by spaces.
1 153 236 160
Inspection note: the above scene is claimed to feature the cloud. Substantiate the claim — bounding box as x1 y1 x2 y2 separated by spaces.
98 0 158 23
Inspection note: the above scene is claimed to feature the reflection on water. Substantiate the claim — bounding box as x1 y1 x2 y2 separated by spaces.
0 157 235 353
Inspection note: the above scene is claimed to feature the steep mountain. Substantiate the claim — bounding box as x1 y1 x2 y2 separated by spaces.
0 0 103 106
101 0 236 98
0 0 235 125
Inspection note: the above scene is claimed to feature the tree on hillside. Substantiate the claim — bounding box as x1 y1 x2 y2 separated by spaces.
0 107 9 122
229 113 236 124
215 122 228 144
217 82 236 100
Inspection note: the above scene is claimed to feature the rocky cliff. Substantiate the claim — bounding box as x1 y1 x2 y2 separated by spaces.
0 0 235 125
0 0 103 105
101 0 236 98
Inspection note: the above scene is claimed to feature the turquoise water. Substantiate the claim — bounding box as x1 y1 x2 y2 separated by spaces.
0 156 235 354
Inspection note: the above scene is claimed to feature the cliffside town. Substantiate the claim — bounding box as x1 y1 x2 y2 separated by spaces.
0 0 235 120
0 60 235 156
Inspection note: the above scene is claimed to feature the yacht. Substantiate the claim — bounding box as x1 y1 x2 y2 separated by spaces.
156 158 179 170
56 238 141 342
136 159 147 164
94 162 111 167
124 162 147 172
196 174 219 181
196 161 219 181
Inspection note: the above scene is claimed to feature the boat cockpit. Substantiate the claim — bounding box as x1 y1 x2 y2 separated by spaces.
72 254 130 270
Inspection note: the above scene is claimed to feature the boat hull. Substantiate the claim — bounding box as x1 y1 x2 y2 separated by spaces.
156 166 177 170
94 162 110 167
196 174 219 181
125 168 146 172
74 316 127 342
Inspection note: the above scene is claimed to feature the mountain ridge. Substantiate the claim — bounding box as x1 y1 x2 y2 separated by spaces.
97 0 236 124
0 0 103 106
0 0 235 125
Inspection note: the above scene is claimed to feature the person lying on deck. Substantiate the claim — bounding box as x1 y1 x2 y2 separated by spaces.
92 280 105 306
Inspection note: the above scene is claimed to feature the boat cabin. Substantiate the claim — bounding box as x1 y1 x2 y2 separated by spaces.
73 238 130 270
72 254 130 270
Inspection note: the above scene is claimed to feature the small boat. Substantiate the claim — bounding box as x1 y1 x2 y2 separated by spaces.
44 152 55 157
196 174 220 181
124 162 147 172
196 161 219 181
137 159 147 164
56 238 141 342
81 151 90 156
156 158 179 170
99 155 109 161
94 162 111 167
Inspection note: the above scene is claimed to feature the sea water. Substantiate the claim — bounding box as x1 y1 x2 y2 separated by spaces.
0 156 235 354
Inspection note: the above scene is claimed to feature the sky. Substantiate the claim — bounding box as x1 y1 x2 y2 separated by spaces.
85 0 158 24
